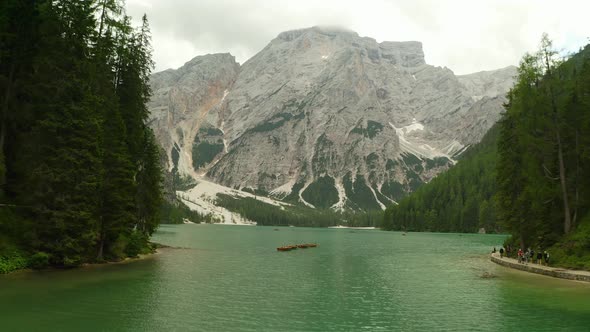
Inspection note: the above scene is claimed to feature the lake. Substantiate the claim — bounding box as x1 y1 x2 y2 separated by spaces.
1 225 589 331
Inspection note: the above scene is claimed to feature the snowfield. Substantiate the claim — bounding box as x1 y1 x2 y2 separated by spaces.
177 178 290 225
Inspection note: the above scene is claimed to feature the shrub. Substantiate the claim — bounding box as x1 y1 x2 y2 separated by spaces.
0 250 30 274
125 231 148 258
549 214 590 270
30 252 50 270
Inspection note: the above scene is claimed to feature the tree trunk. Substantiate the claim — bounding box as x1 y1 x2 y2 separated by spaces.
556 130 571 234
544 48 572 235
97 219 105 261
1 64 16 156
573 130 579 228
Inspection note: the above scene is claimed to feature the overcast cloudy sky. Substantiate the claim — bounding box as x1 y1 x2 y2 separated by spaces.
126 0 589 75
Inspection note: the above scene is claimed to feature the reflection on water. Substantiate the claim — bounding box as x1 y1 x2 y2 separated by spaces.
1 225 589 331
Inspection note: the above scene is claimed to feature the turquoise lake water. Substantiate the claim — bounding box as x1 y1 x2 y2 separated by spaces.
1 225 589 331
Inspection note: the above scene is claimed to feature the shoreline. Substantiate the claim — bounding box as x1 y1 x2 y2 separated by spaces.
327 226 377 230
2 243 168 276
490 253 590 283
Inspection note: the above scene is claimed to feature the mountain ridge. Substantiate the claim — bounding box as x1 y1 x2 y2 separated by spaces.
148 26 516 216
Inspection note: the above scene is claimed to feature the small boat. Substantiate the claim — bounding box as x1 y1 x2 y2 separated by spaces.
277 245 298 251
277 244 317 251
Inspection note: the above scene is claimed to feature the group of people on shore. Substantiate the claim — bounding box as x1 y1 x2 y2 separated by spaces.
492 246 549 265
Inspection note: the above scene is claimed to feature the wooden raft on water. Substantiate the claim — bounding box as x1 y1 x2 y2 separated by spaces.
276 243 318 251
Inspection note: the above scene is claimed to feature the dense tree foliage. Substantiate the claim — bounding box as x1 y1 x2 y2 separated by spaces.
159 198 214 225
0 0 162 270
216 194 382 227
498 38 590 268
382 125 500 233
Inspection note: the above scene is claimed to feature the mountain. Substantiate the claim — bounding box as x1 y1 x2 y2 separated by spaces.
148 26 516 213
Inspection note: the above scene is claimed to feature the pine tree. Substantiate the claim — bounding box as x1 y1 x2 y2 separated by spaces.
15 0 103 265
136 128 162 237
0 0 162 269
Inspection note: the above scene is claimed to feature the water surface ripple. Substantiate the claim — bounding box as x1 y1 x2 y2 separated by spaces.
1 225 589 331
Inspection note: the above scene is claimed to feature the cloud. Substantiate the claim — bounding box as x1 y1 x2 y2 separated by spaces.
126 0 589 74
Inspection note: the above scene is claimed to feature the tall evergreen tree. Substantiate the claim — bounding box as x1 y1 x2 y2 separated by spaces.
18 0 103 265
497 37 590 250
0 0 162 269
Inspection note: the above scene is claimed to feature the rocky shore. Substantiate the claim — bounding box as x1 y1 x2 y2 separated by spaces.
490 252 590 283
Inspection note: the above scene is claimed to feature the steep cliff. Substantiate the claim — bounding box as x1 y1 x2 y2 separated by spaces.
149 27 516 211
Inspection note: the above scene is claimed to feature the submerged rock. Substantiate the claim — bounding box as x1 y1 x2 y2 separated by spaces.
480 271 498 279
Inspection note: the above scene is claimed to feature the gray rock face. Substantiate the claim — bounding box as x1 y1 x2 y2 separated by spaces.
458 66 517 101
148 53 239 178
148 27 516 210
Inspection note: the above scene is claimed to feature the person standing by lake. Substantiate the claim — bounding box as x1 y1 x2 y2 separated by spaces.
544 251 550 265
536 250 543 265
499 247 504 258
518 248 524 263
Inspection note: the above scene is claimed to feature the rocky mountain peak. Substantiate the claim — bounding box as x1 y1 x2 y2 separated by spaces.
185 53 236 69
269 26 425 68
277 26 358 42
148 27 516 212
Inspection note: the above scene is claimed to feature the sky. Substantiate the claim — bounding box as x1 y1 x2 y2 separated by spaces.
126 0 589 75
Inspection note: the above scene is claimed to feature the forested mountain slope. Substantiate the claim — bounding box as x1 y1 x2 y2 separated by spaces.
382 124 500 233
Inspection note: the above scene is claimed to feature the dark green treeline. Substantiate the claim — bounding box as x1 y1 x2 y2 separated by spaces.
216 193 383 228
0 0 162 270
498 37 590 268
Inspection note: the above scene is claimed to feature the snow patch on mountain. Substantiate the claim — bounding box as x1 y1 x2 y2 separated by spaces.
389 121 451 160
269 179 296 198
368 185 386 210
177 178 290 224
331 178 348 211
